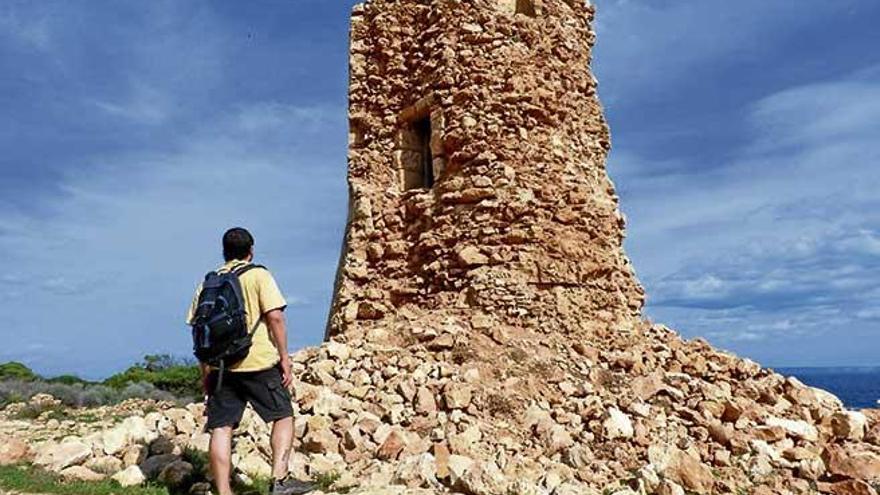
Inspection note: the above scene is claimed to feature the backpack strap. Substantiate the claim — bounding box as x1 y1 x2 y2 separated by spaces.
231 263 268 337
232 264 266 277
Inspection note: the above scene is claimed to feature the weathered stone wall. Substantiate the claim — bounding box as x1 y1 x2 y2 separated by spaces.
328 0 645 340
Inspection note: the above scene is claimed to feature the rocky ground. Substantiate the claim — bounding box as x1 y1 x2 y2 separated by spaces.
1 318 880 494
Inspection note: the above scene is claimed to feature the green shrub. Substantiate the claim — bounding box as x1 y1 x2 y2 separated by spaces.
312 471 342 491
47 374 91 386
103 354 201 400
181 447 209 481
0 379 177 409
0 355 197 407
0 362 39 381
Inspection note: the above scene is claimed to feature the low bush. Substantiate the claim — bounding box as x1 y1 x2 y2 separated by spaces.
0 355 198 408
0 379 177 409
0 362 39 381
104 355 201 401
47 374 91 386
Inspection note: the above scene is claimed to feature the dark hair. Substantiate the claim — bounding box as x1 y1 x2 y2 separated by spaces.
222 227 254 261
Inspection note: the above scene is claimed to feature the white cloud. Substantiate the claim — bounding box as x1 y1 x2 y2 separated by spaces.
618 68 880 359
93 83 171 125
592 0 864 104
236 103 332 134
0 101 347 376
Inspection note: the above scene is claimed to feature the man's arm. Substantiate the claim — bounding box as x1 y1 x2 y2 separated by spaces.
199 362 211 398
265 309 292 388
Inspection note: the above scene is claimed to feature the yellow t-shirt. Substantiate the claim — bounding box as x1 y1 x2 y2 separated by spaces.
187 260 287 372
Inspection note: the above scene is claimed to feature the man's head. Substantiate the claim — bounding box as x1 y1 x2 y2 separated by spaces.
222 227 254 262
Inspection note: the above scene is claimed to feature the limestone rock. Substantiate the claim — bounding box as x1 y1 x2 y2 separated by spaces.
85 455 123 475
442 384 472 410
652 447 714 493
34 440 92 472
415 387 437 415
832 411 869 441
59 465 105 482
0 437 31 465
817 480 878 495
239 452 272 478
112 465 147 487
603 407 634 439
377 429 407 461
457 246 489 266
765 416 819 442
102 425 130 455
823 445 880 481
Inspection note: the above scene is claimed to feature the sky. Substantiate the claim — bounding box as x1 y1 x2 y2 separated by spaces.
0 0 877 379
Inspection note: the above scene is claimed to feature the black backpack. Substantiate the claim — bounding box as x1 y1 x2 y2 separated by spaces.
190 264 265 375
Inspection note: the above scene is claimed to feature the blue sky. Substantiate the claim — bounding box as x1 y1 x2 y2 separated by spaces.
0 0 877 378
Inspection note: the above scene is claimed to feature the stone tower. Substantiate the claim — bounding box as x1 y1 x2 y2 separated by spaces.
327 0 645 341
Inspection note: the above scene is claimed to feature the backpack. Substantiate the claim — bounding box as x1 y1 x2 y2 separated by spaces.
190 264 265 376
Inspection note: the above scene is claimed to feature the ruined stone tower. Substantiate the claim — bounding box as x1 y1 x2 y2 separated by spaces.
327 0 645 341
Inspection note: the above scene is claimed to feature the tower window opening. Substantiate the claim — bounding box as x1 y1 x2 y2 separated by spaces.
401 116 434 191
516 0 537 16
397 95 445 191
415 117 434 189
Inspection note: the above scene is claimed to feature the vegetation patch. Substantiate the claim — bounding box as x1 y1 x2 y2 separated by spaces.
0 362 39 382
104 355 201 400
0 464 169 495
0 355 200 409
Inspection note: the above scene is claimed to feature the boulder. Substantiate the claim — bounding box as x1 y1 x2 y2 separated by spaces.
457 246 489 266
302 425 340 454
158 460 194 488
59 465 105 482
149 436 176 455
121 415 154 444
446 454 474 486
443 384 473 410
84 455 123 474
832 411 869 441
102 425 130 455
817 480 878 495
377 429 407 461
545 425 574 453
238 452 272 477
122 444 148 467
392 453 441 489
651 447 714 493
140 453 180 479
603 407 634 439
33 440 92 472
823 445 880 481
456 461 506 495
415 387 437 414
112 465 147 487
0 437 32 465
765 416 819 442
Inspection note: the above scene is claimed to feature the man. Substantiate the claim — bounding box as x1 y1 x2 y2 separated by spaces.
187 228 314 495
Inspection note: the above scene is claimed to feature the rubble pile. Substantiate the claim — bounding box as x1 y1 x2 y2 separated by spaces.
4 327 880 494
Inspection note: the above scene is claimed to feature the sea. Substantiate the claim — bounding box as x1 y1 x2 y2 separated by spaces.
776 367 880 410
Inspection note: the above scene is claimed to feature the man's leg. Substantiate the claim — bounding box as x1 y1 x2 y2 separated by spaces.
210 426 235 495
270 417 294 479
247 367 314 493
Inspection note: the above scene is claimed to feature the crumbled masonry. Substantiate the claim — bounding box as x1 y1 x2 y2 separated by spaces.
2 1 880 494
